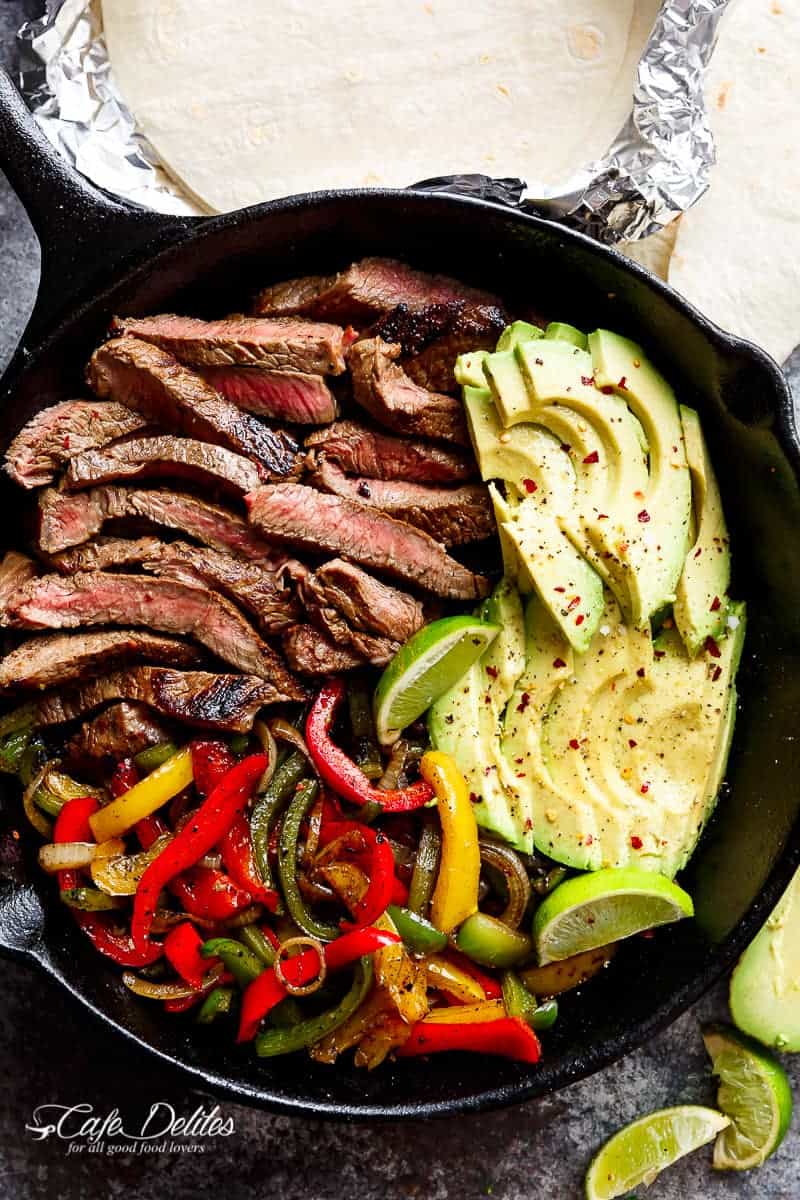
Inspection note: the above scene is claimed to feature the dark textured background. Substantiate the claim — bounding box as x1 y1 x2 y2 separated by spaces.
0 5 798 1196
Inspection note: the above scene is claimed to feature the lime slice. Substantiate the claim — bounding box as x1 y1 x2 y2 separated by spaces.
585 1105 729 1199
373 615 500 746
702 1023 793 1170
532 867 694 964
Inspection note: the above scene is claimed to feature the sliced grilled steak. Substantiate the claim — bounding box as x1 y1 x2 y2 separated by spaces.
304 559 424 643
65 437 264 495
245 483 488 600
254 258 501 322
282 625 368 675
303 601 398 665
32 668 271 733
370 302 507 394
66 702 172 768
5 401 148 489
311 459 495 546
0 552 37 609
4 573 303 699
305 421 476 483
199 367 337 424
88 338 300 476
0 629 201 692
111 314 346 375
348 338 469 445
38 486 277 560
52 536 168 574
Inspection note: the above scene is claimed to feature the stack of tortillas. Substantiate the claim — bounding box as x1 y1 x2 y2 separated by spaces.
101 0 798 362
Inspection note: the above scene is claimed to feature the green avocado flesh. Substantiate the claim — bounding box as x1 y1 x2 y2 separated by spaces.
442 321 745 867
730 865 800 1051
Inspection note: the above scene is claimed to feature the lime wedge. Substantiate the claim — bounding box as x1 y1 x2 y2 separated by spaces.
585 1105 729 1199
373 615 500 746
532 867 694 964
702 1023 793 1171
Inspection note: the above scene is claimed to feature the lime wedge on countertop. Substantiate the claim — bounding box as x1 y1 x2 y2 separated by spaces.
373 615 500 746
702 1023 793 1171
532 867 694 964
585 1105 730 1199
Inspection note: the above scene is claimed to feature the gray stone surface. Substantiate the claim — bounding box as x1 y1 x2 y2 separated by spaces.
0 8 798 1198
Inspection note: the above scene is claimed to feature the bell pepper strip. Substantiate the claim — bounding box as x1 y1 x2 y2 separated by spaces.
306 681 433 812
407 813 441 917
424 1000 507 1024
254 957 374 1057
425 955 488 1004
390 875 410 907
90 747 194 843
162 968 234 1013
53 796 100 891
135 741 180 774
277 778 341 942
75 912 163 967
237 927 399 1043
191 740 235 797
196 985 235 1023
455 912 532 969
200 937 265 987
347 683 383 780
131 754 266 949
386 905 448 955
109 758 139 798
321 819 396 931
420 750 480 934
218 814 279 911
135 813 168 850
443 951 504 1001
60 887 125 912
164 921 208 989
169 865 254 922
238 923 277 967
395 1015 541 1063
250 749 307 889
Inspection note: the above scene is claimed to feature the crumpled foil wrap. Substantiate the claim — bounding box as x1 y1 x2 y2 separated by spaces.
18 0 731 240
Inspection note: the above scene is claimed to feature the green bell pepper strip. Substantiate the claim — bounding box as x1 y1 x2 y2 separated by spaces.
387 905 448 955
501 969 558 1031
250 750 308 888
60 887 126 912
277 779 340 941
18 736 47 787
0 702 35 740
0 728 32 775
455 912 532 968
407 814 441 917
228 734 250 757
238 924 277 966
200 938 264 988
347 683 383 780
529 999 559 1031
254 958 373 1057
134 741 179 773
196 986 235 1024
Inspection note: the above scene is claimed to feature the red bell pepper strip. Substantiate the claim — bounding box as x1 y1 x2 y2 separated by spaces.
169 866 253 922
164 921 208 989
76 911 163 967
54 796 99 891
163 970 234 1013
306 682 433 812
319 818 400 929
132 754 267 950
390 875 410 907
443 951 503 1001
136 813 168 851
110 758 139 798
237 926 400 1043
218 814 279 912
191 740 236 797
396 1016 541 1063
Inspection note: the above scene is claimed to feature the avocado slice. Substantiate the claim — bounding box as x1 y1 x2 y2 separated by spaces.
589 329 692 622
673 405 732 655
729 863 800 1052
544 321 588 350
455 352 490 389
429 579 531 851
496 320 543 351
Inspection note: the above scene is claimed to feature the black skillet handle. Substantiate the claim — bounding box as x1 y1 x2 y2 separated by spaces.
0 68 199 352
0 820 52 972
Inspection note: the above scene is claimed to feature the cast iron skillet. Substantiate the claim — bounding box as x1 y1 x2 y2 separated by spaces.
1 69 799 1120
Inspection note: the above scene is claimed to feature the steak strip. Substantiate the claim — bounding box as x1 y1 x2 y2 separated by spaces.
303 559 425 643
0 629 201 692
305 420 476 483
66 702 172 768
5 401 148 489
199 367 337 424
311 459 495 546
0 552 38 610
65 437 265 495
32 668 272 733
348 337 469 445
4 572 303 700
111 314 347 375
282 625 369 675
369 302 507 394
88 337 300 477
245 483 488 600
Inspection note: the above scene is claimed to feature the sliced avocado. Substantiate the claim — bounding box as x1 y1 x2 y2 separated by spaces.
429 579 530 851
544 321 588 350
496 320 543 351
455 352 489 389
729 862 800 1052
673 405 731 655
487 483 533 593
589 329 692 621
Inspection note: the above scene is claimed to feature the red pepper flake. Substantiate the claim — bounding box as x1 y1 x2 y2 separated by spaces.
582 450 599 464
600 384 614 395
575 614 585 626
554 586 566 593
553 657 567 669
568 739 580 750
469 792 480 805
628 739 638 748
522 478 538 494
598 513 609 520
694 547 702 558
567 595 581 612
524 818 533 831
560 442 572 454
711 664 722 682
585 834 594 846
62 435 71 450
516 692 531 713
639 783 649 795
486 665 499 679
710 595 721 612
631 835 643 849
654 649 666 659
637 509 650 523
633 490 645 500
705 636 721 659
618 376 627 389
636 667 645 678
581 375 595 388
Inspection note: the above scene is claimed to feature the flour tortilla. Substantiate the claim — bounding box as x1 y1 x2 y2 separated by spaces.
620 220 680 282
669 0 800 363
102 0 633 214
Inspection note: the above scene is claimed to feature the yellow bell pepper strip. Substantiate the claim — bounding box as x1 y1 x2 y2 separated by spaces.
420 750 480 935
425 954 487 1004
423 1000 507 1024
89 747 194 843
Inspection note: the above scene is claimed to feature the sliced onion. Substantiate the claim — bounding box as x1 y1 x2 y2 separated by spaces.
122 963 224 1000
253 719 278 792
378 739 409 792
220 903 264 929
479 840 532 930
91 833 172 895
38 842 97 873
268 717 311 763
22 766 54 838
197 852 222 870
274 935 326 996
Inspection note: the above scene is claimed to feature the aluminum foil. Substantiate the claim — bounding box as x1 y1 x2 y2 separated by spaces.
18 0 732 240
